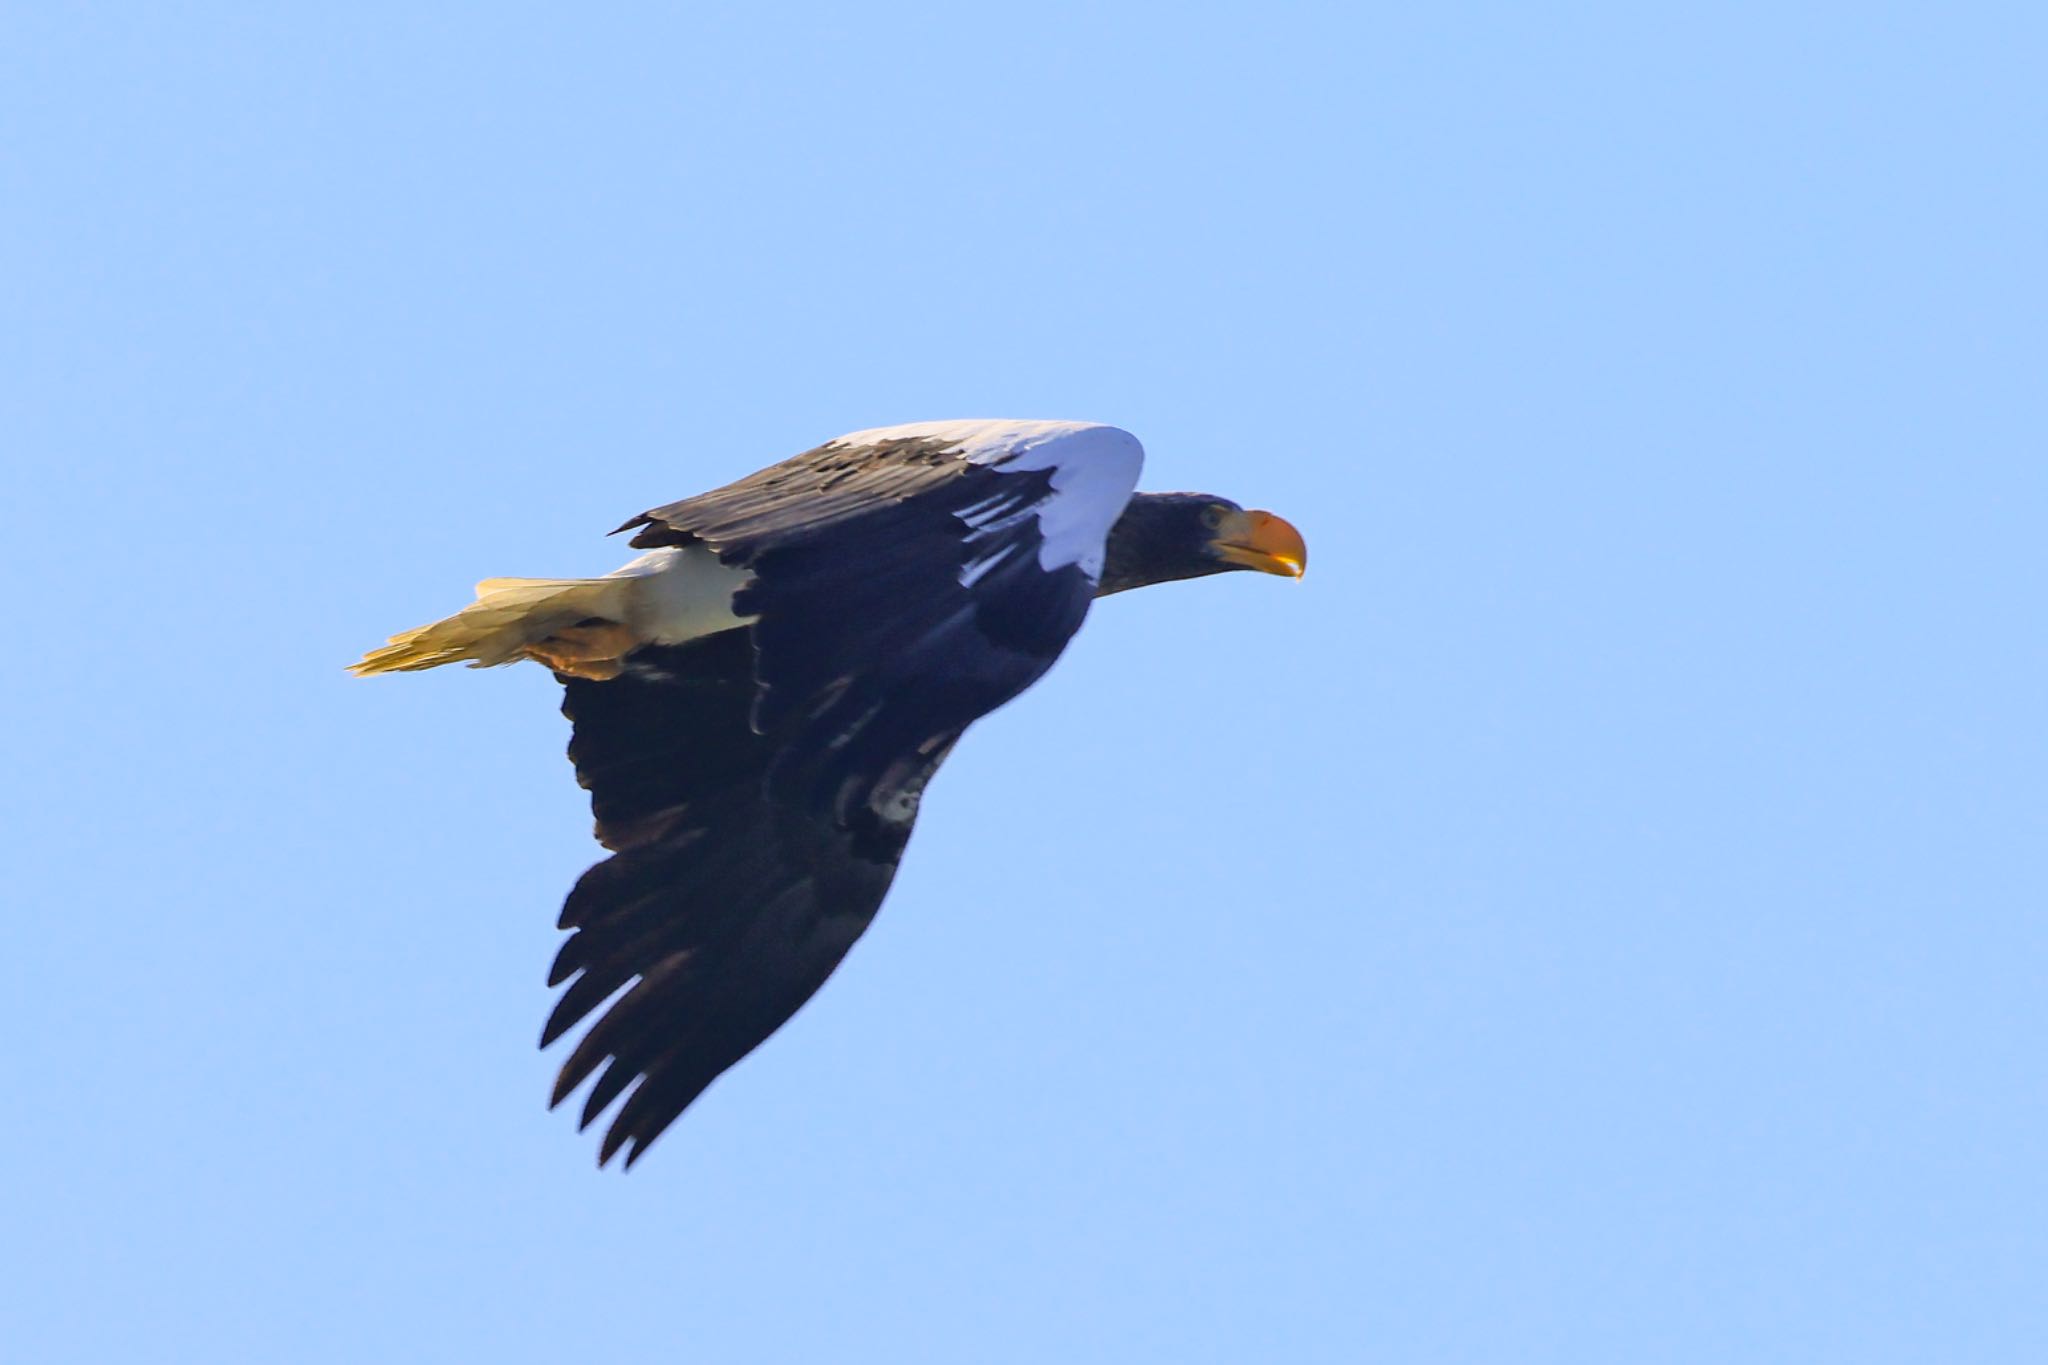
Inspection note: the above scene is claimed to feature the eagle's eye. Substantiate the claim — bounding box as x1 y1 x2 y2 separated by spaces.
1200 504 1227 531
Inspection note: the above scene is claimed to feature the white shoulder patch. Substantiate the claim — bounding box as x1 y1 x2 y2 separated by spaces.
827 418 1145 578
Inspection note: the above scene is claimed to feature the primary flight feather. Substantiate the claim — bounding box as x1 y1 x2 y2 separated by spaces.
353 419 1306 1167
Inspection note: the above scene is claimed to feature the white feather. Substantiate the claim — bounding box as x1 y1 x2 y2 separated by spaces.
827 419 1146 579
350 545 751 675
605 546 755 644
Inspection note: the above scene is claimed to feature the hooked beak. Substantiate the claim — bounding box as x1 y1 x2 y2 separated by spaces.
1211 509 1307 579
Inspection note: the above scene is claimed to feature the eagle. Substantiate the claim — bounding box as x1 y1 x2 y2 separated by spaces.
353 419 1306 1167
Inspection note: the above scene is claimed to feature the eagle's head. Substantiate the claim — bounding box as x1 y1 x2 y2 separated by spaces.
1096 493 1307 597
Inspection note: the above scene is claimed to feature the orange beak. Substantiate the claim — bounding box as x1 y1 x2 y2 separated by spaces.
1212 509 1307 579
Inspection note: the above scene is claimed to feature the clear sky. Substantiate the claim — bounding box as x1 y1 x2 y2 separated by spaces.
4 4 2042 1362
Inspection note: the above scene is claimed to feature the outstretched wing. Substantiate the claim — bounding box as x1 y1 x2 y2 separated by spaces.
545 420 1143 1165
545 631 937 1167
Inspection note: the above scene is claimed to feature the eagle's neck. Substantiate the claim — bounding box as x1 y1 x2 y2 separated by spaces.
1095 494 1229 597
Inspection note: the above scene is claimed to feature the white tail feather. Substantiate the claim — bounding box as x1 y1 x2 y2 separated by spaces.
350 577 632 676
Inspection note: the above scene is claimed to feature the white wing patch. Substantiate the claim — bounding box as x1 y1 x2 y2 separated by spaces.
828 418 1146 580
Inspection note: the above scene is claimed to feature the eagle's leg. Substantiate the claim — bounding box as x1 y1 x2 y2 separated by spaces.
524 622 641 681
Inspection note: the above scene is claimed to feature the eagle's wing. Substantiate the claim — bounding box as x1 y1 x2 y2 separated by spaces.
544 420 1143 1165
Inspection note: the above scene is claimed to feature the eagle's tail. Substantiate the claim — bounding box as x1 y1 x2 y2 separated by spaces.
349 577 639 680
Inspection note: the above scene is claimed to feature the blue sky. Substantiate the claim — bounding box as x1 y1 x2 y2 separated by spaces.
4 4 2042 1361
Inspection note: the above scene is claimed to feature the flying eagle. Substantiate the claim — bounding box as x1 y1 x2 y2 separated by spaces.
353 419 1306 1167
